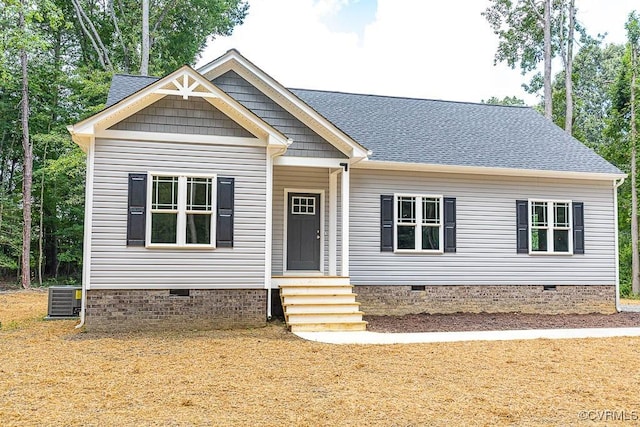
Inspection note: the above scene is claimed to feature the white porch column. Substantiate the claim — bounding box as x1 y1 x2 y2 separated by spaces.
329 170 338 276
341 165 350 277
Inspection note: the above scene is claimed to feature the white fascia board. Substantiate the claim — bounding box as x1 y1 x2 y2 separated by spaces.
199 50 368 159
67 65 289 149
354 159 627 181
95 129 265 148
274 156 349 168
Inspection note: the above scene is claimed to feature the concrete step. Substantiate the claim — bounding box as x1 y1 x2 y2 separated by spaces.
280 285 354 295
281 293 358 304
289 321 368 332
286 311 365 324
283 302 361 314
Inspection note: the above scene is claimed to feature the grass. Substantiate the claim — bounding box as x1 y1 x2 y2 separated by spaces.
2 291 640 426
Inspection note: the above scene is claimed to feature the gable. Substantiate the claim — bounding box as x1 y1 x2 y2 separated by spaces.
213 71 346 159
68 66 289 152
109 95 255 138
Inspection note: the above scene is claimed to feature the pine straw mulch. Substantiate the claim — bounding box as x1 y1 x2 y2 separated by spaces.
3 291 640 426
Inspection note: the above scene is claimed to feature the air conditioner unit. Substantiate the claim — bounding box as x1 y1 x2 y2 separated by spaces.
47 286 82 318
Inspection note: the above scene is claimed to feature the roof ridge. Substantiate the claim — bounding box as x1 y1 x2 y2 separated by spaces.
288 87 532 109
113 73 161 79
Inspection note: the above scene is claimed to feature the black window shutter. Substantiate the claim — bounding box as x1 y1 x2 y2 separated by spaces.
217 177 234 247
127 173 147 246
573 201 585 254
443 197 456 253
516 200 529 253
380 195 394 252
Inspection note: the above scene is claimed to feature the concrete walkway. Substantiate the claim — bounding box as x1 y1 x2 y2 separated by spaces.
295 327 640 345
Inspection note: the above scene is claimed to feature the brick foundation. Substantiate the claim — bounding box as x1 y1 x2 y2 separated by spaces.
86 289 267 332
355 285 616 315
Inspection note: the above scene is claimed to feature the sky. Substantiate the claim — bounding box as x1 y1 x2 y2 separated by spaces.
196 0 640 105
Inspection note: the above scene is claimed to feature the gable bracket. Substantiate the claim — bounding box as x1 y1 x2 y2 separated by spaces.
155 74 219 100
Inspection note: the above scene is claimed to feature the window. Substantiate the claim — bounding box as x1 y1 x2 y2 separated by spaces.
530 200 571 254
395 195 443 252
291 196 316 215
148 174 215 246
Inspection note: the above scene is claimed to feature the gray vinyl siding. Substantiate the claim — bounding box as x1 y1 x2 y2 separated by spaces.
110 95 255 137
213 71 346 159
272 166 342 275
90 138 267 289
350 168 616 286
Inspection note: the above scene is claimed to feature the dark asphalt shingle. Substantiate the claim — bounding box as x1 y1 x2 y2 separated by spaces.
291 89 622 175
104 74 622 175
106 74 159 107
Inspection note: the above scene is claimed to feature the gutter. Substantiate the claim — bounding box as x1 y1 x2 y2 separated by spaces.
615 177 626 312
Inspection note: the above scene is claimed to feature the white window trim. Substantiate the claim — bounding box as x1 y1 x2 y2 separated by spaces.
393 193 444 254
528 198 573 255
146 172 217 249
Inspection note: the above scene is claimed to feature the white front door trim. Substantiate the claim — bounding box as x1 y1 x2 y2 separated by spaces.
283 188 325 275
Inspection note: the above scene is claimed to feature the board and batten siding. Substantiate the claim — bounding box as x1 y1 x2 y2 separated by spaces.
350 168 616 286
213 71 346 159
90 138 267 289
272 166 342 275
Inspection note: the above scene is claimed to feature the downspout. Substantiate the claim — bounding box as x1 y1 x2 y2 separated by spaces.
614 176 626 312
265 142 289 320
75 134 95 329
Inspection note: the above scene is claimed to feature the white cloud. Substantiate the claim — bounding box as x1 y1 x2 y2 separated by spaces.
197 0 638 105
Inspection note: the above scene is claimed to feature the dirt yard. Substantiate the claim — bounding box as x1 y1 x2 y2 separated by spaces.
2 291 640 426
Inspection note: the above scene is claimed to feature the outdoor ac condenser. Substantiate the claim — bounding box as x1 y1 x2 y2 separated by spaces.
47 286 82 318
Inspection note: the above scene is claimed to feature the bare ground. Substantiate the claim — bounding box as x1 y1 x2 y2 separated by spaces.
2 291 640 426
365 311 640 333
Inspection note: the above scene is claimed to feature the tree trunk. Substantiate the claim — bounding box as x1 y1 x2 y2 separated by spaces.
140 0 149 75
632 44 640 294
37 140 48 286
20 2 32 290
543 0 552 119
564 0 575 134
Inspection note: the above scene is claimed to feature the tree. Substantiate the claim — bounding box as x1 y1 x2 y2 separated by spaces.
19 0 32 289
69 0 249 75
483 0 581 125
627 12 640 294
481 95 526 106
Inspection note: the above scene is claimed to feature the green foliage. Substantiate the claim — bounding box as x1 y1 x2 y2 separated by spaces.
0 0 249 282
65 0 248 75
481 95 526 106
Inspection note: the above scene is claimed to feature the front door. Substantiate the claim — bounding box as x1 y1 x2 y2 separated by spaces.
287 193 321 271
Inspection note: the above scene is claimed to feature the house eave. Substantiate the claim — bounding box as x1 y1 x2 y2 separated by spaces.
354 159 627 181
198 49 369 160
66 65 289 149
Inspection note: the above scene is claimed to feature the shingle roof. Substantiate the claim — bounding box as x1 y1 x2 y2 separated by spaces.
106 74 159 107
104 74 622 175
290 89 622 175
